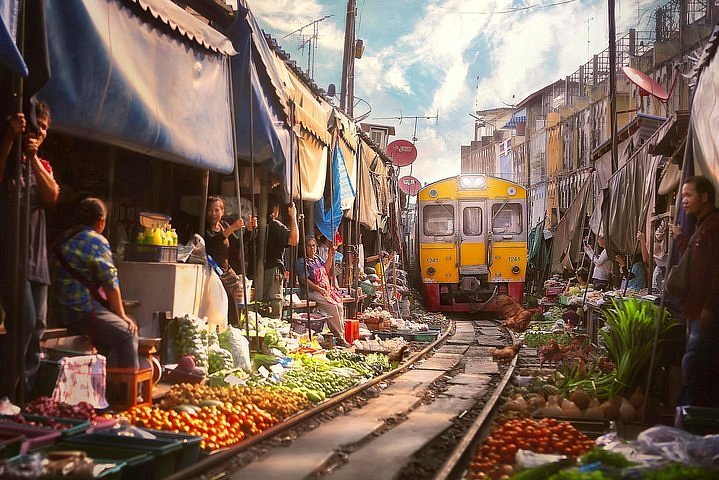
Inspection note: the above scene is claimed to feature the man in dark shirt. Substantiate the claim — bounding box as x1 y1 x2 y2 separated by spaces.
263 199 298 318
0 102 59 395
670 175 719 407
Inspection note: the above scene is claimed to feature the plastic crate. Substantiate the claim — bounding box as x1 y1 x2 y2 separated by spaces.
0 424 62 454
679 406 719 435
375 331 414 342
125 244 178 263
0 414 90 439
412 330 440 342
344 320 360 344
0 433 24 460
290 312 327 334
2 453 126 480
51 441 150 480
66 432 182 479
140 429 201 471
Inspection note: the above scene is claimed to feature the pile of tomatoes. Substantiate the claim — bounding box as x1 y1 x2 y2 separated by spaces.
466 417 595 480
115 402 277 451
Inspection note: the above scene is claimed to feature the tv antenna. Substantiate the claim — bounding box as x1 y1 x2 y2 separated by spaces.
284 15 333 79
373 111 439 143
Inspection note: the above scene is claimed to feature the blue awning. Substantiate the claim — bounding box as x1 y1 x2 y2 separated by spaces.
0 1 28 77
228 7 290 188
503 115 526 129
37 0 236 173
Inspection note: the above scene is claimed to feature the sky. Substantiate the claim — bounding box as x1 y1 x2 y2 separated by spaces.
246 0 662 185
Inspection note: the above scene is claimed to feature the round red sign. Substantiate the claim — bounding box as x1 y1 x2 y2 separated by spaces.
398 175 422 196
386 139 417 167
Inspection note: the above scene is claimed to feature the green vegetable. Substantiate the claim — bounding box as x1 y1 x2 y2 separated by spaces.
252 353 279 370
512 459 576 480
579 448 632 468
546 469 609 480
601 299 678 396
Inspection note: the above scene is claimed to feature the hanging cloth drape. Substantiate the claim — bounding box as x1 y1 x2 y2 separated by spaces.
346 140 380 229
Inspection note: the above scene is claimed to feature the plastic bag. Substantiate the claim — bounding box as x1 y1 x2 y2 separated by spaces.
173 315 211 368
181 234 207 264
198 264 228 332
52 355 108 409
207 343 235 374
218 325 252 372
637 425 719 468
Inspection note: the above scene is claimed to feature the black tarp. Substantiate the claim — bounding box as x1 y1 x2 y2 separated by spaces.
550 175 591 273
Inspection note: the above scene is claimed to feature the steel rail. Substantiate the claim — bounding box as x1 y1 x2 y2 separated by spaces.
433 331 519 480
166 319 455 480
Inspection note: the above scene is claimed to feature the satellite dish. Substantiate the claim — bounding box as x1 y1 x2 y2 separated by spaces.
386 139 417 167
622 66 671 102
398 175 422 196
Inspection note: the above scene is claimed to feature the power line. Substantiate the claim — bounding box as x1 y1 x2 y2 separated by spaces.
430 0 578 15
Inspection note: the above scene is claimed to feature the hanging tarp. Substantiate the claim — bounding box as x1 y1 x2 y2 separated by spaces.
227 7 291 188
691 25 719 189
346 140 380 229
315 144 350 239
37 0 236 173
0 0 27 76
371 156 391 216
550 175 591 273
528 220 549 267
333 109 358 196
284 66 331 201
602 125 669 255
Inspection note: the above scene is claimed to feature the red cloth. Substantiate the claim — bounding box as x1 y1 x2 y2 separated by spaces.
677 209 719 318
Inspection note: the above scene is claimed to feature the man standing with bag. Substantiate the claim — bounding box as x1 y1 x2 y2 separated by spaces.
670 176 719 407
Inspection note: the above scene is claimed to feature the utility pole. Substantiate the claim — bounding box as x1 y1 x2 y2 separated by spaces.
340 0 357 116
608 0 618 174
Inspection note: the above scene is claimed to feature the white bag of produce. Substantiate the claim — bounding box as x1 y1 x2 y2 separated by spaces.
218 325 252 372
198 264 228 333
174 315 211 367
207 343 235 374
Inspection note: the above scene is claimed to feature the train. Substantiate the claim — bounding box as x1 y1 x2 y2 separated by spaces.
408 174 528 312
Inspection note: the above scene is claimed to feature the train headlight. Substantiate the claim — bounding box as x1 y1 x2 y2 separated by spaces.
459 175 487 190
507 187 517 196
512 265 521 274
427 267 436 275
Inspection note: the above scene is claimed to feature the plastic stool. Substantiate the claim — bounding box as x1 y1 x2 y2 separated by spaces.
106 367 153 410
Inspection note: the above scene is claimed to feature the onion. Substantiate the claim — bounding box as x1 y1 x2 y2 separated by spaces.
584 398 603 419
569 388 591 411
619 397 637 422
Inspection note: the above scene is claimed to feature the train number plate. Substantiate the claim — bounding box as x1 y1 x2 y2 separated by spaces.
507 256 521 262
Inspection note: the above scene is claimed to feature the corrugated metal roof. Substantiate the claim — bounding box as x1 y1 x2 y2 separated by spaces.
128 0 236 55
591 113 667 161
650 110 690 156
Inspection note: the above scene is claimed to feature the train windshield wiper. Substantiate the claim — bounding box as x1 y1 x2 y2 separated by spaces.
491 199 509 222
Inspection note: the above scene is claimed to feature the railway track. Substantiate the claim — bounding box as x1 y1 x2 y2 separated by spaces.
169 312 522 480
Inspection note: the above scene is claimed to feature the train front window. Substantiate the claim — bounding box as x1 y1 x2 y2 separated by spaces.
462 207 482 235
492 203 522 235
423 204 454 236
